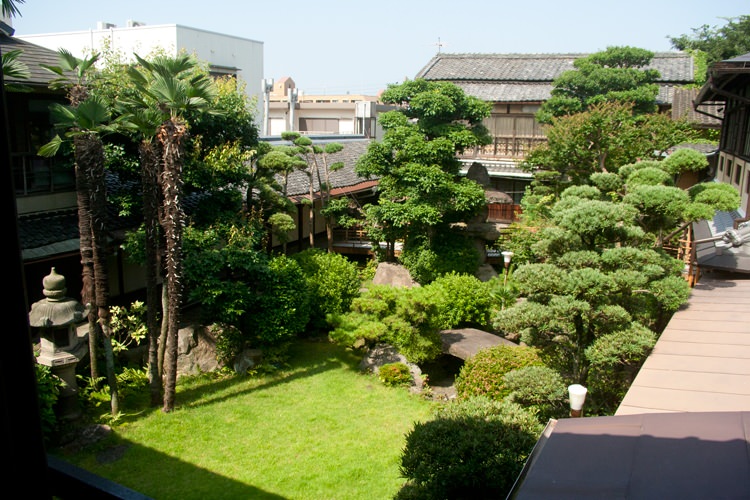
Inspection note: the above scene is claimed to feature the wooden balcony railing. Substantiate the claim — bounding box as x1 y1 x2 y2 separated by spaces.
458 137 548 160
487 203 522 223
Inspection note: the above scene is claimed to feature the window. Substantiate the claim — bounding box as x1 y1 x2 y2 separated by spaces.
8 96 75 196
299 118 338 134
735 163 743 185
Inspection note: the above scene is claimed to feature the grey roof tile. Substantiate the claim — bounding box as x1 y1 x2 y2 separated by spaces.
416 52 695 105
0 34 70 87
274 139 377 197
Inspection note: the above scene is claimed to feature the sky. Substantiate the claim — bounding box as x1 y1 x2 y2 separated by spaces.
8 0 749 96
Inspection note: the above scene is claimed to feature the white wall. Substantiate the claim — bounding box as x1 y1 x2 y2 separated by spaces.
18 24 264 120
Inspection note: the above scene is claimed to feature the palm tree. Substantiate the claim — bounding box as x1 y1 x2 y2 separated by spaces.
126 53 217 412
117 105 165 406
40 50 123 416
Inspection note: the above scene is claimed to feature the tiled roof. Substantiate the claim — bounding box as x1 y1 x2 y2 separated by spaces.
416 52 694 105
274 138 377 198
671 87 722 126
0 34 69 88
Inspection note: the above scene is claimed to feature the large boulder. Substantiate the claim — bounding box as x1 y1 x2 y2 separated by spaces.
371 262 419 288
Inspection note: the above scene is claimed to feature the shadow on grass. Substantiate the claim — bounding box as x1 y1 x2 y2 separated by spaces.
50 438 289 499
114 338 365 423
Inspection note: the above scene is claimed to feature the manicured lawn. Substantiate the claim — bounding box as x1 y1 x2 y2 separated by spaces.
52 338 438 499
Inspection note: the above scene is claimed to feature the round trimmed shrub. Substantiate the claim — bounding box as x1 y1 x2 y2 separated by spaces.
503 365 568 422
396 397 543 499
378 362 412 387
292 249 361 333
455 344 544 401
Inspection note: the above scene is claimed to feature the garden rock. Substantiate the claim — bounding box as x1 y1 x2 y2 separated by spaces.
371 262 419 288
176 323 223 377
359 343 425 393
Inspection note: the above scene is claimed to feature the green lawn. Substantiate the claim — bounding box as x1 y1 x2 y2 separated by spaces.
52 338 438 499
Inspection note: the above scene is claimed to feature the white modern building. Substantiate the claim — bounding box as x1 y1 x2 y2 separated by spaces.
16 20 265 120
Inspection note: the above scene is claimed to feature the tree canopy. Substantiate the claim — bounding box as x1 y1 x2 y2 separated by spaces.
536 46 661 124
355 79 491 281
669 15 750 80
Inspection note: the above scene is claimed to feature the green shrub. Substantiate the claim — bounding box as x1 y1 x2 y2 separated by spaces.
242 254 311 347
34 362 63 446
399 234 480 285
328 285 443 364
455 344 543 401
397 397 543 499
429 272 493 330
585 323 657 414
503 365 568 423
291 249 361 334
378 362 412 387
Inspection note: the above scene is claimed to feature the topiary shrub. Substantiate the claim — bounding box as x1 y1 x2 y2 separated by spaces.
328 284 443 365
503 365 568 423
292 249 361 334
378 362 412 387
454 344 544 401
429 272 493 330
399 233 481 285
396 396 543 500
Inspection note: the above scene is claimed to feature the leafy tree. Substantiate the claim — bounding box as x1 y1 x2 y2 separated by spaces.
536 46 661 124
669 15 750 79
355 79 491 276
524 101 695 187
183 222 310 355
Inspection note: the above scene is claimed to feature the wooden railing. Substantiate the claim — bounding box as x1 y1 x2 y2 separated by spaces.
487 203 522 223
458 137 547 160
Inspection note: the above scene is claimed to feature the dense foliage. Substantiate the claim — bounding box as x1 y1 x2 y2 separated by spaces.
183 221 311 360
669 15 750 80
291 249 362 334
396 397 543 500
329 271 498 364
454 344 544 401
355 79 491 279
328 284 443 364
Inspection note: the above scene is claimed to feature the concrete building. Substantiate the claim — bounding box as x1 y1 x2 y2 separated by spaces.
263 76 395 140
16 20 265 120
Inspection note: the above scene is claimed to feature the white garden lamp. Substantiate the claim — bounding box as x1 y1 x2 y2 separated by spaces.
568 384 587 418
501 250 514 285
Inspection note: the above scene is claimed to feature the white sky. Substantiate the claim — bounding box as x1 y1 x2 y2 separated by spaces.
8 0 749 95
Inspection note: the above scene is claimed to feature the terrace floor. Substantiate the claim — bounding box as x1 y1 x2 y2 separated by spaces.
616 272 750 415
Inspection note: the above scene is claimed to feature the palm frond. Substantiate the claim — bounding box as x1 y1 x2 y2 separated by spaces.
2 49 30 80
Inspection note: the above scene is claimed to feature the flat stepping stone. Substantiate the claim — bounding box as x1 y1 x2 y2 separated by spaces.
440 328 515 360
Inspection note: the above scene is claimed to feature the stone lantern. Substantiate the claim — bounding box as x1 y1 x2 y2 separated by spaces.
29 267 89 420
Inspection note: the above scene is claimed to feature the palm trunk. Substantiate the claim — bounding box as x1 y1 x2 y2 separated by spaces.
75 148 99 383
80 132 119 416
159 118 186 413
140 140 163 406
